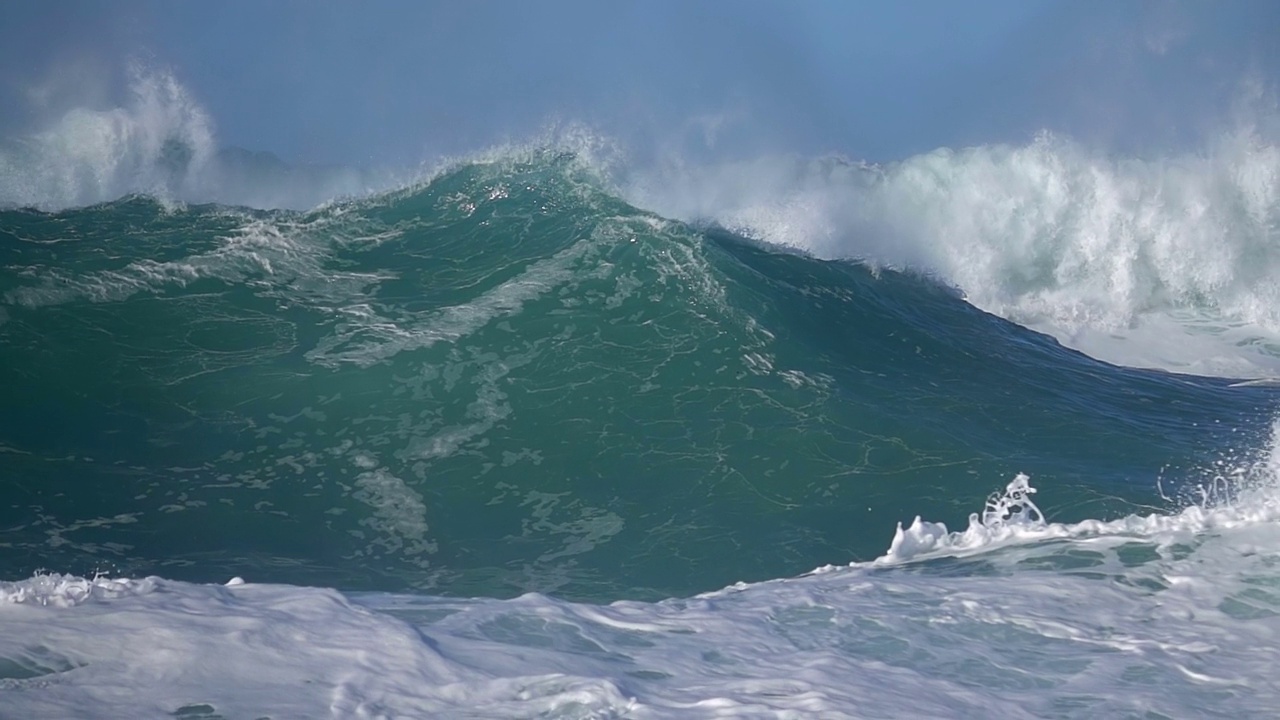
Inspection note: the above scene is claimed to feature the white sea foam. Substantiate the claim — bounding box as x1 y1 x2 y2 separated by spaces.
2 422 1277 719
0 66 391 211
0 65 216 210
1 520 1276 717
623 120 1280 378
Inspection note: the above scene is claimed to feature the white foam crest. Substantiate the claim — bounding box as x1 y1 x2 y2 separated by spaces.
462 121 626 184
0 65 216 210
338 120 627 217
624 124 1280 377
878 419 1280 566
0 65 406 211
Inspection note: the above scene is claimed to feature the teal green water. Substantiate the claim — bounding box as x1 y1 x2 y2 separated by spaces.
1 153 1276 601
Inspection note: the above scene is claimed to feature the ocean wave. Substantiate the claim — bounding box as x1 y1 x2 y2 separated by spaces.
5 64 1278 379
622 125 1280 378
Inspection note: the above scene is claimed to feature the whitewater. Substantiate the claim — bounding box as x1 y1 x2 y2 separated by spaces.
3 440 1279 717
2 70 1280 719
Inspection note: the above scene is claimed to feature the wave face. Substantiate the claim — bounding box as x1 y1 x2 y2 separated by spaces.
1 149 1279 717
2 150 1276 600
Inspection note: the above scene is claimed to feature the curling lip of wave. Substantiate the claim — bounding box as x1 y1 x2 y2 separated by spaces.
622 128 1280 378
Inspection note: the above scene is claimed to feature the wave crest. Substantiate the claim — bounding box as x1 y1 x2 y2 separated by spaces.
0 65 215 209
624 125 1280 377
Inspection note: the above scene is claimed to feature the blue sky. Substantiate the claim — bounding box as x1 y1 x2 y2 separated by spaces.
2 1 1278 167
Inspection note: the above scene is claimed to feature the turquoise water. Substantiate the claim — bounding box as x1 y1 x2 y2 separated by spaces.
2 152 1275 602
2 147 1280 718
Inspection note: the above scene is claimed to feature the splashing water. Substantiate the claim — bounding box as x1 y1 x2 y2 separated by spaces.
0 65 215 209
881 419 1280 565
624 127 1280 377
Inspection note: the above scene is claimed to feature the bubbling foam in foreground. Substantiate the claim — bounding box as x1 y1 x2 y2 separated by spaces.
2 421 1277 718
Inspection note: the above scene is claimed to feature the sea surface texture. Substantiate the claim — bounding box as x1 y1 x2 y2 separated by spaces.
2 142 1279 717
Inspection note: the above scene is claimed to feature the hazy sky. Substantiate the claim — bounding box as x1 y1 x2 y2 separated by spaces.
2 1 1278 168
